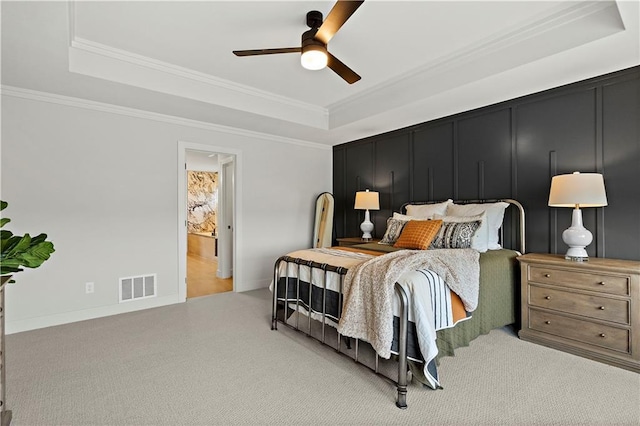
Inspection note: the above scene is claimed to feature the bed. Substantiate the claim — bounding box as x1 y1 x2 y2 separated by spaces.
271 199 525 408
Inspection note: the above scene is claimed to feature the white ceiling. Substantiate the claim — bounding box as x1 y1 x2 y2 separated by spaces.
2 1 639 146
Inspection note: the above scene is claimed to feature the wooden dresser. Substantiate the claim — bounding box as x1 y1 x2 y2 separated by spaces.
518 253 640 373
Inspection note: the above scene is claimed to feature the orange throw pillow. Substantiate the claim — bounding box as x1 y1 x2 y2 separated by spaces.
393 220 443 250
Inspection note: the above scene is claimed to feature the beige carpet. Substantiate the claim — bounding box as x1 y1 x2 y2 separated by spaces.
5 288 639 425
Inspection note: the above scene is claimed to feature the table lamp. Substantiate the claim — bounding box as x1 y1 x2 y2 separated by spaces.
548 172 608 261
354 189 380 240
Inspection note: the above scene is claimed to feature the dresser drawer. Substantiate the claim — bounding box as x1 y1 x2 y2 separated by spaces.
529 309 630 354
529 266 629 296
529 285 630 325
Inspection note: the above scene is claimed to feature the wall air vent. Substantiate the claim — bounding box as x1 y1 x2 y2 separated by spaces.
119 274 157 303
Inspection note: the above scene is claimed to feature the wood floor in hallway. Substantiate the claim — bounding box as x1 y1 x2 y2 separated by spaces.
187 254 233 298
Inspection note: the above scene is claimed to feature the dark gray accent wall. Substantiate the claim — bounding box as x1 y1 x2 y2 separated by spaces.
333 66 640 261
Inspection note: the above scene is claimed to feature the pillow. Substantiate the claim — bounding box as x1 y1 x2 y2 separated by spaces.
405 199 453 218
392 212 414 221
392 212 431 221
429 220 481 249
393 220 443 250
433 212 488 252
378 217 409 245
445 202 509 250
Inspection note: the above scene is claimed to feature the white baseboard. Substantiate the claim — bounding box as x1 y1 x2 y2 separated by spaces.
241 279 271 292
6 294 183 335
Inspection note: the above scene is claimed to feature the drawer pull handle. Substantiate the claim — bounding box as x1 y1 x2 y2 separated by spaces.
599 281 606 286
545 296 551 300
599 306 605 310
599 333 606 338
544 274 550 278
545 321 551 325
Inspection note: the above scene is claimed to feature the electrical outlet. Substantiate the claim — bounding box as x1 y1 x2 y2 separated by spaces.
85 282 95 294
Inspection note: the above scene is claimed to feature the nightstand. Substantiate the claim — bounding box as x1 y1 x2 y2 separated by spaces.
336 237 380 247
518 253 640 373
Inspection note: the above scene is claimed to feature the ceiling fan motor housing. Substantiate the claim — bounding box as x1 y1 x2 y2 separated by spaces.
302 29 326 52
306 10 323 28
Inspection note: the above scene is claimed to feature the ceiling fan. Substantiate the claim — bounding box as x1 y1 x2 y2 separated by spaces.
232 0 364 84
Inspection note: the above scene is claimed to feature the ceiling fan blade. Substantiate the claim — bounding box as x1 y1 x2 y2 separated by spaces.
327 53 361 84
233 47 301 57
315 0 364 45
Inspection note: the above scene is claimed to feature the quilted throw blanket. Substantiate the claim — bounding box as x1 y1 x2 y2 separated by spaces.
337 248 480 359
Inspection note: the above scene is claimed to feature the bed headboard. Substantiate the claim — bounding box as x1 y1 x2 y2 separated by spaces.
400 199 525 254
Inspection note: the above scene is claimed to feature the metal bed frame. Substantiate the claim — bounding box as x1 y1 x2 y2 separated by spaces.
271 199 525 409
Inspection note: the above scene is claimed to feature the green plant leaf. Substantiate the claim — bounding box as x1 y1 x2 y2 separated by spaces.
0 263 23 275
1 235 23 253
0 258 23 268
30 233 48 245
17 254 45 268
17 242 54 268
5 234 31 258
0 200 54 278
31 241 55 258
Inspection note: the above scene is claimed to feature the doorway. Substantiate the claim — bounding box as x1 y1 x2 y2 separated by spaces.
178 141 240 301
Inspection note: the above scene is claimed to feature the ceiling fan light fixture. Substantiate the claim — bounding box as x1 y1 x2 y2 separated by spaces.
301 44 328 70
233 2 363 83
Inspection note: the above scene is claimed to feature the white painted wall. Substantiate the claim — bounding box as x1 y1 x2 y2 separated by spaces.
1 93 332 333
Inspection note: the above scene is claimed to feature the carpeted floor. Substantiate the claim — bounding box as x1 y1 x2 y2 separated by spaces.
5 288 640 425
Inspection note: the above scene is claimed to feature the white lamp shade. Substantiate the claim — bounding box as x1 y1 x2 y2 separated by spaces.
548 172 608 208
354 190 380 210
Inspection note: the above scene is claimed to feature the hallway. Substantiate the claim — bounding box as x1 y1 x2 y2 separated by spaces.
187 254 233 298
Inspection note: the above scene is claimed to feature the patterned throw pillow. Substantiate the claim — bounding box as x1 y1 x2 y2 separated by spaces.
445 202 509 250
393 220 443 250
430 220 481 249
379 217 409 245
433 213 488 252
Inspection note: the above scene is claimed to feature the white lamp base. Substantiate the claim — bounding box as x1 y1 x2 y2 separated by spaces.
360 209 374 241
562 208 592 261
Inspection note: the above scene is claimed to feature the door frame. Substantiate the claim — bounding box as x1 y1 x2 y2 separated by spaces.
177 140 242 301
218 157 234 278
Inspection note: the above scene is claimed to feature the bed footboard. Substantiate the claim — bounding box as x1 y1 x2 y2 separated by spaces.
272 255 410 409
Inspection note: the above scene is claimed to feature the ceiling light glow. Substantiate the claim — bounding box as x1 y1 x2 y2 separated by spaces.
301 46 328 70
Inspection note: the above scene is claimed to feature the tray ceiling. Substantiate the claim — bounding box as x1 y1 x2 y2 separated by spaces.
2 1 639 146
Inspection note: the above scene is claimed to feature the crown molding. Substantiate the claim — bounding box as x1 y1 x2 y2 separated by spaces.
327 1 623 128
1 85 331 151
67 0 328 130
68 38 329 130
70 37 326 116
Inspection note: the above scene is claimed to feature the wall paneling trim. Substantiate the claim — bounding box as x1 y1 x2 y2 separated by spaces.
333 66 640 260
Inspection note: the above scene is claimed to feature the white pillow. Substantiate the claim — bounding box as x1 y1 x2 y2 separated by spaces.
433 212 488 253
405 199 452 218
445 202 509 250
392 212 431 221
